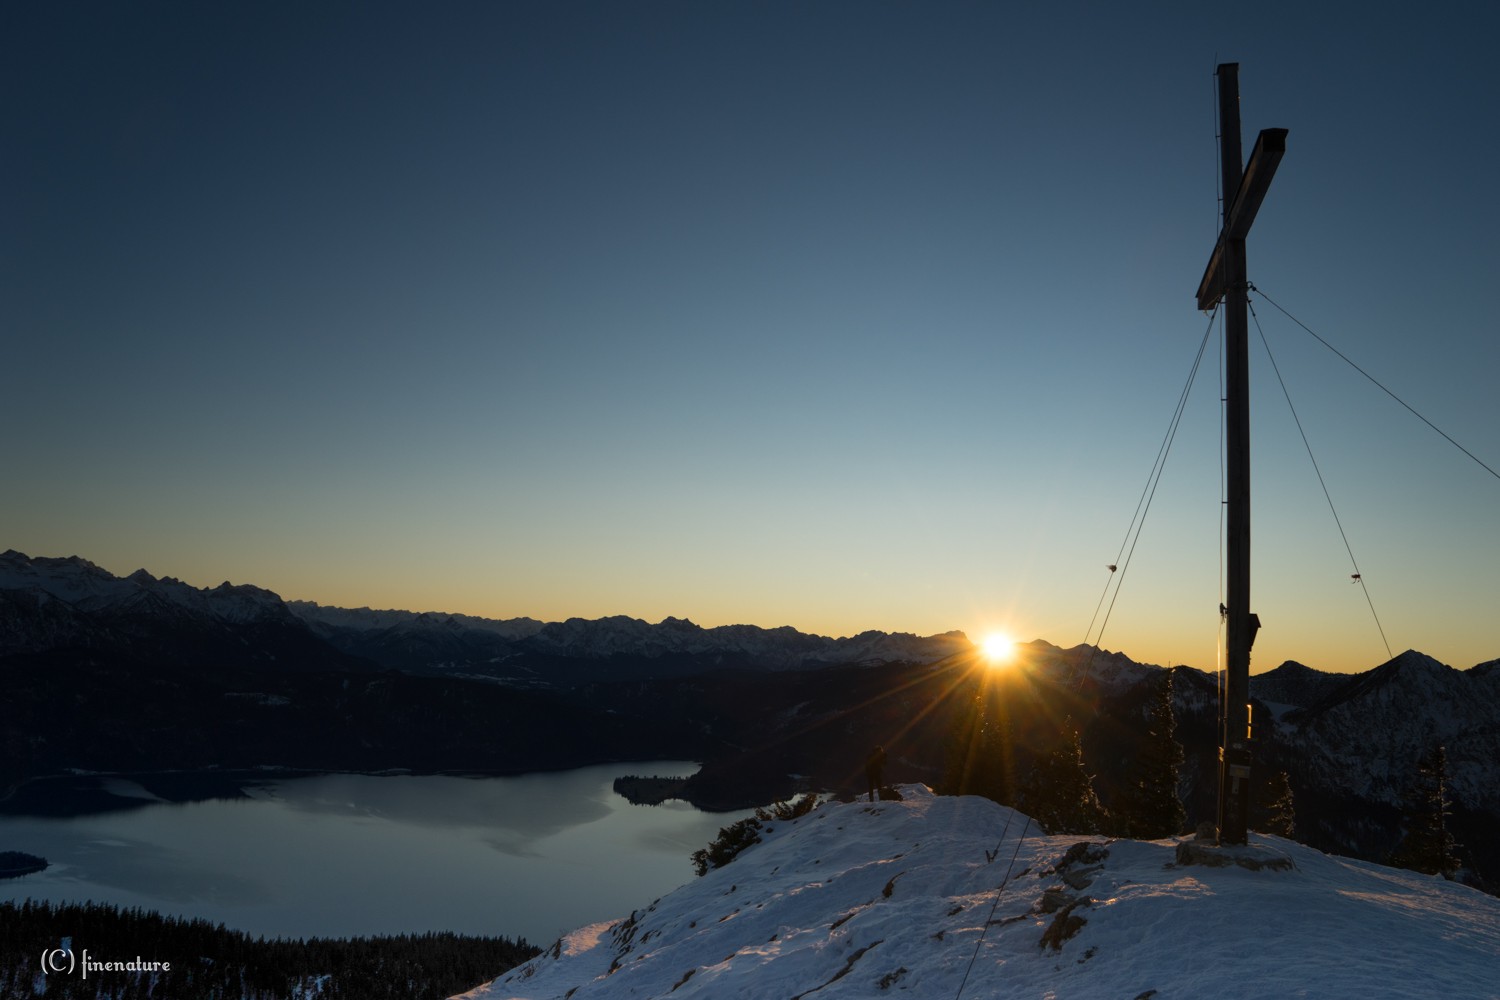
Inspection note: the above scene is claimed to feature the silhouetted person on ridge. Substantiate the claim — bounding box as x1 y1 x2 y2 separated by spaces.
866 744 887 802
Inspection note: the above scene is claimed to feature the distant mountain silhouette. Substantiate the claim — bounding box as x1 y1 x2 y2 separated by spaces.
2 550 1497 890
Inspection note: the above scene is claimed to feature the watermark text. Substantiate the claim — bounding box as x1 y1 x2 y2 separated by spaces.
40 947 171 980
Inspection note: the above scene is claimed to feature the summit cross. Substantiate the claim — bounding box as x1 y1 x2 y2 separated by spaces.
1195 63 1287 846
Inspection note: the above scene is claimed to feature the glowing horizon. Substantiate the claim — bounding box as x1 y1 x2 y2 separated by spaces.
6 4 1496 679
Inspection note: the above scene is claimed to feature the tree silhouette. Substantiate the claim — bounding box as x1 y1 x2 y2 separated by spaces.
0 899 539 999
1020 719 1108 835
1253 770 1295 838
1387 744 1461 879
1120 669 1185 839
940 685 1013 806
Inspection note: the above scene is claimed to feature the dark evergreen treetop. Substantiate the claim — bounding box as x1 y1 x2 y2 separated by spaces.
1121 669 1186 840
1387 744 1462 879
1253 770 1296 839
1020 720 1108 836
0 899 539 999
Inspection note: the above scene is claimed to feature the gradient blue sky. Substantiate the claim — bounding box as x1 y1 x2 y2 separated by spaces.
5 2 1497 673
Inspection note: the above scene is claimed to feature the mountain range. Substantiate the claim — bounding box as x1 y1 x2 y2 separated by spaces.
2 549 1497 889
0 550 970 680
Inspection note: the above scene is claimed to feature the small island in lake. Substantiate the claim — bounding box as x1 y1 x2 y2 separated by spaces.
613 774 688 806
0 851 48 879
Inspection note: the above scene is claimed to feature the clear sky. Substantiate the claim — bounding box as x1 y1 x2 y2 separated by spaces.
5 1 1497 674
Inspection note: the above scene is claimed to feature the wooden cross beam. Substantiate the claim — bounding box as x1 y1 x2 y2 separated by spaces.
1197 127 1289 311
1196 63 1287 846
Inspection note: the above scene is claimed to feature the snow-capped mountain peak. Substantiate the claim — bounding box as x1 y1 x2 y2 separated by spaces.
1 549 134 610
1278 648 1500 811
0 549 289 624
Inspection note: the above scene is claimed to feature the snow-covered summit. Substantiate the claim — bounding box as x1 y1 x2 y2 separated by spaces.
1277 647 1500 809
1248 658 1347 709
1018 640 1160 692
455 786 1500 1000
0 548 289 623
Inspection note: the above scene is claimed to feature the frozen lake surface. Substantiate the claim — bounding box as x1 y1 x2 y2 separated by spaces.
0 762 753 945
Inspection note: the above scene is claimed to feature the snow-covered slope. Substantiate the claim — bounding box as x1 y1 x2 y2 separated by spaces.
456 786 1499 1000
1280 650 1500 810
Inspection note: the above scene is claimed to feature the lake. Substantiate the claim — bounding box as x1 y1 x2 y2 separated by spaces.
0 763 756 945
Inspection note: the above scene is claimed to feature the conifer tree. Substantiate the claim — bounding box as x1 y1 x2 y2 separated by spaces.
1121 669 1186 839
1254 770 1296 838
940 686 1012 805
940 687 984 796
1021 720 1108 835
1387 744 1462 879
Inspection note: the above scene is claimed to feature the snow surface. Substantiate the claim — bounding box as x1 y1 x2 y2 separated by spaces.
453 785 1499 1000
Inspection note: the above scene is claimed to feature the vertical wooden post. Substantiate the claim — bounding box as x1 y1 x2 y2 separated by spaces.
1217 65 1244 224
1217 63 1253 846
1195 64 1285 844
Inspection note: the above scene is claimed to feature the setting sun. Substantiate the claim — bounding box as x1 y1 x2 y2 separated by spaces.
980 631 1017 665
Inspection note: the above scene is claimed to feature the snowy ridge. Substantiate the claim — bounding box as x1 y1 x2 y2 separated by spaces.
456 786 1500 1000
0 549 290 624
0 552 969 671
0 550 371 672
1280 650 1500 809
288 600 547 640
1249 659 1348 709
287 604 970 666
1017 640 1159 692
521 615 971 667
